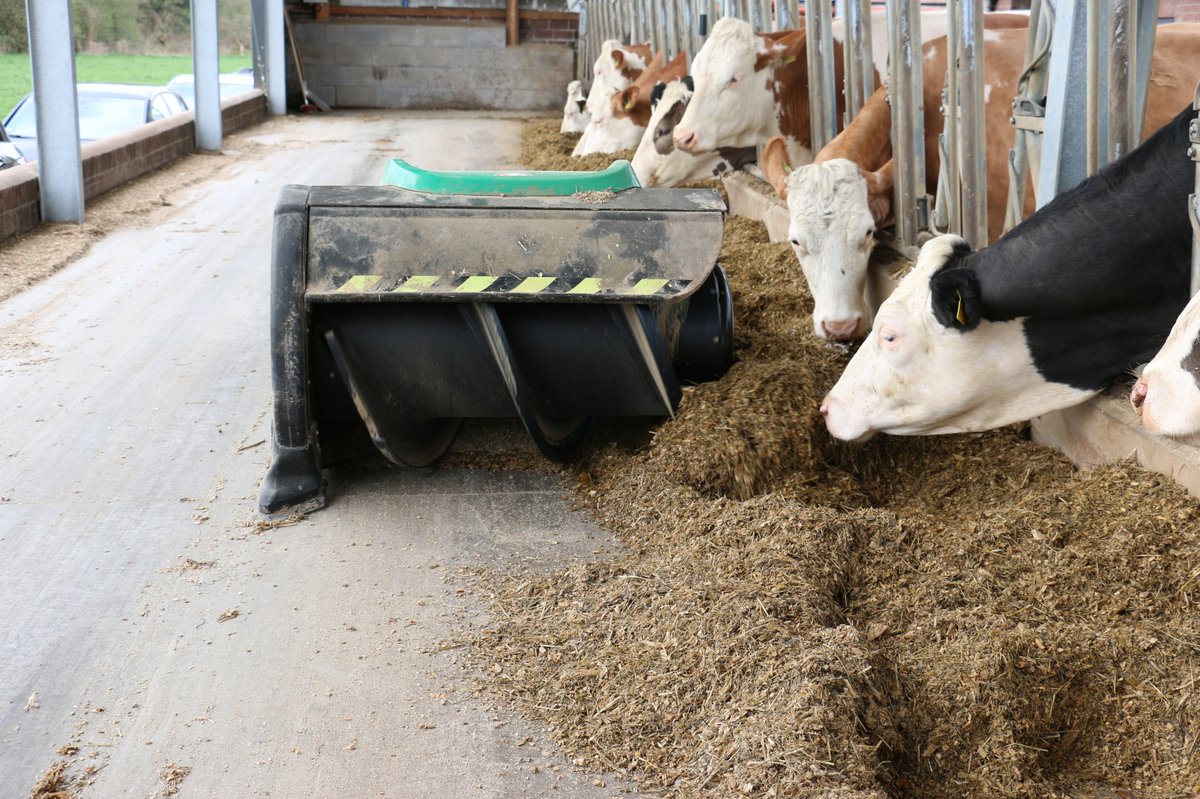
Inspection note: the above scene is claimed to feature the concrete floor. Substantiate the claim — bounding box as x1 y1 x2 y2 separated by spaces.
0 112 641 798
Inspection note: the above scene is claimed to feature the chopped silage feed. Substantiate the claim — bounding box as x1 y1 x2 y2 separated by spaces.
461 119 1200 799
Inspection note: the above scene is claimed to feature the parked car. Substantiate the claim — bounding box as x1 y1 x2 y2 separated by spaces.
2 83 189 164
166 68 257 110
0 117 25 170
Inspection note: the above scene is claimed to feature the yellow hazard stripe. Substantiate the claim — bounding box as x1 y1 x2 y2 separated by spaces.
456 275 499 292
337 275 383 292
394 275 440 292
511 276 556 294
567 278 602 294
632 278 669 295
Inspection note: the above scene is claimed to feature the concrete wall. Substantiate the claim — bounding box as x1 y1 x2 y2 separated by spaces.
294 19 573 110
0 91 268 244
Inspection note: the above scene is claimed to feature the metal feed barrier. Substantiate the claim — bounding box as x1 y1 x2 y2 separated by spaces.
574 0 1181 258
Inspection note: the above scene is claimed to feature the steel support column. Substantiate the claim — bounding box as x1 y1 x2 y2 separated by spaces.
841 0 874 126
804 0 838 154
265 0 287 115
25 0 84 223
958 0 987 247
191 0 222 151
886 0 925 251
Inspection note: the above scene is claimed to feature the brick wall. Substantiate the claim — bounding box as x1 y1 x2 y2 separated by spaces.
1160 0 1200 21
0 91 268 244
519 15 577 45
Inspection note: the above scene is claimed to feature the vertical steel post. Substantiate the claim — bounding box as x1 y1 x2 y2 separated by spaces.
886 0 925 250
25 0 84 223
265 0 286 115
1189 85 1200 297
805 0 838 154
191 0 222 152
842 0 873 126
1086 0 1100 175
941 0 960 236
959 0 987 248
1003 0 1052 232
1107 0 1134 162
665 0 680 60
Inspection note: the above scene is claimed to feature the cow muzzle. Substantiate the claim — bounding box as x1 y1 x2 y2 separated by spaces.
821 317 864 341
673 128 699 152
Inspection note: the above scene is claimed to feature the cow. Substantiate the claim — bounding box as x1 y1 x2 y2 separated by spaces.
629 78 758 188
820 103 1196 443
574 50 689 156
1130 289 1200 440
667 11 986 168
760 85 895 339
560 80 590 133
585 40 654 116
763 22 1198 343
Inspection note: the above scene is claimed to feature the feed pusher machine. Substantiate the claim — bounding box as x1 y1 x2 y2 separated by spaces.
258 160 734 516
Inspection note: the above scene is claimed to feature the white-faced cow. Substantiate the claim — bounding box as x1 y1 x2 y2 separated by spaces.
560 80 590 133
573 41 654 156
575 50 689 156
1131 289 1200 440
821 103 1196 442
630 77 758 187
760 85 895 339
668 11 976 168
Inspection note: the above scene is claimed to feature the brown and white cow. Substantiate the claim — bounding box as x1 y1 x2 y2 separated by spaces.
1131 288 1200 441
572 40 655 156
575 50 688 156
760 85 895 339
668 11 979 168
629 78 757 187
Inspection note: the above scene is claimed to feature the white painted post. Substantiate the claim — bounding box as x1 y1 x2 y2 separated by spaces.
191 0 222 151
266 0 287 115
25 0 83 223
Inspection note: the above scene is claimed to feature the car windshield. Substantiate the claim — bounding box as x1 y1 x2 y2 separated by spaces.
5 94 147 140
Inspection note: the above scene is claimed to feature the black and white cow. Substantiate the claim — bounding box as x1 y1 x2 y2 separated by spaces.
821 103 1197 442
1130 288 1200 440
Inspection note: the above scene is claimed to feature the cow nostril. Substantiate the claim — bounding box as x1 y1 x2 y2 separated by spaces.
1131 381 1148 412
819 402 830 418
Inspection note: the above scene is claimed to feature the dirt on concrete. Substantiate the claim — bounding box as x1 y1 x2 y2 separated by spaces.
463 121 1200 799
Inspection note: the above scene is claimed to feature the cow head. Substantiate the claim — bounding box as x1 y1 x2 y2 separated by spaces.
560 80 590 134
586 40 651 115
632 77 736 187
573 87 646 155
783 159 880 340
1130 290 1200 440
673 18 801 155
820 236 1094 442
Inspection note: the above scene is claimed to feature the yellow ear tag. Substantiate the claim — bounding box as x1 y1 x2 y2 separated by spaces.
955 290 966 326
624 97 635 110
782 162 792 174
783 54 797 65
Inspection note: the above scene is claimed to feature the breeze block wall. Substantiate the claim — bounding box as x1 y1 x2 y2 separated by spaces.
293 18 574 110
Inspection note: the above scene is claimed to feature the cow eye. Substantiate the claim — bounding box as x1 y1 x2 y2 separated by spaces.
790 238 805 253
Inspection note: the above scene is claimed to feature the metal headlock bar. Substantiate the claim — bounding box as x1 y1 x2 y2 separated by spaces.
1189 82 1200 298
886 0 927 254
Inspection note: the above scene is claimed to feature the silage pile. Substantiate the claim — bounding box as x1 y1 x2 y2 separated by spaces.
463 121 1200 799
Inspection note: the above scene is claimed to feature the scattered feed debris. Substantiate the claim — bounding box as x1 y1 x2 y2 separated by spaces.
572 190 616 204
30 760 74 799
159 763 191 797
460 121 1200 799
216 609 240 623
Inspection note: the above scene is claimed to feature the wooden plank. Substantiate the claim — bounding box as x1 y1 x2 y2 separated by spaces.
507 0 520 45
328 6 577 22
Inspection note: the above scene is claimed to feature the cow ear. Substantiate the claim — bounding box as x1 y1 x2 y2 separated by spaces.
865 162 894 225
929 266 983 332
760 136 793 199
612 49 625 69
621 85 640 111
682 74 694 92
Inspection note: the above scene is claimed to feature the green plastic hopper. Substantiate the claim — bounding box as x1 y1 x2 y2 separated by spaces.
382 158 640 195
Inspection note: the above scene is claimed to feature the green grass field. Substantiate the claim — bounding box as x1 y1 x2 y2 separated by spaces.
0 53 252 120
